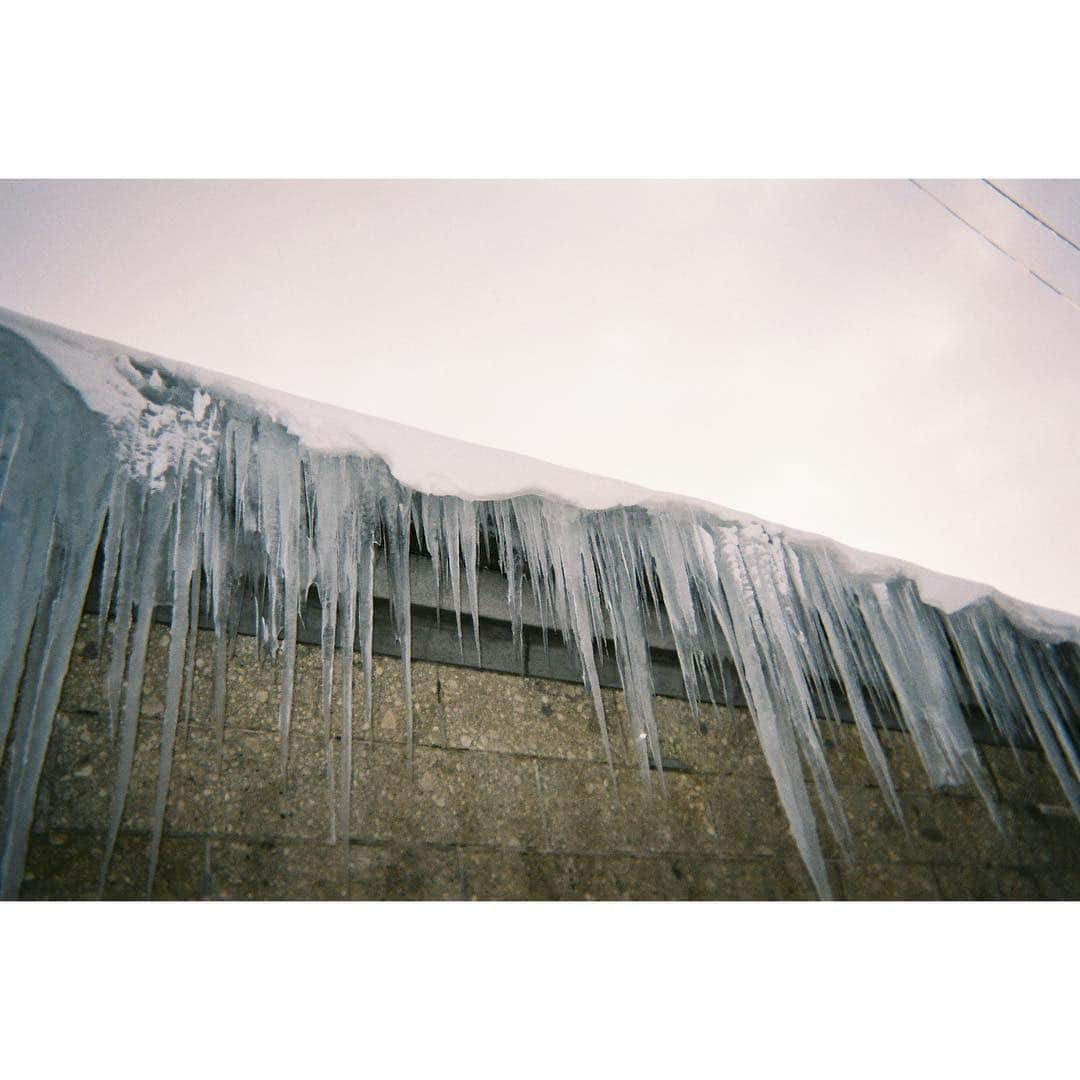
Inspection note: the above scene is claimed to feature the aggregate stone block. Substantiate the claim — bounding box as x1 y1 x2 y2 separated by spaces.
124 723 165 832
673 856 818 900
538 853 668 900
185 628 216 721
430 666 523 754
875 729 942 794
166 724 332 840
138 628 173 713
840 861 940 900
286 641 328 735
652 855 719 899
352 743 546 849
995 800 1080 868
58 616 195 724
659 856 819 900
650 694 727 774
219 636 282 732
616 768 721 855
1034 867 1080 899
165 726 282 837
287 639 375 740
100 832 206 900
369 656 442 748
467 851 669 900
213 727 290 837
902 795 1076 869
640 854 739 899
812 722 886 791
710 711 775 779
438 665 622 764
509 853 568 900
20 831 107 899
535 759 626 852
281 731 338 841
599 689 637 766
157 726 219 833
982 744 1069 806
38 617 1080 903
603 688 734 772
20 830 205 900
19 829 113 898
932 864 1041 900
57 617 111 715
703 771 801 861
905 794 1000 864
833 786 919 864
32 712 159 835
461 850 534 900
785 858 833 899
207 839 348 899
808 781 889 864
462 850 818 899
33 712 114 833
349 843 461 899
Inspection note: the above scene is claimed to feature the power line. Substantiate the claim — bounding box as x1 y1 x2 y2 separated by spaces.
983 179 1080 255
909 179 1080 313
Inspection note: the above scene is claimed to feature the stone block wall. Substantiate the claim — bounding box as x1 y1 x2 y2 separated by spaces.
20 616 1080 899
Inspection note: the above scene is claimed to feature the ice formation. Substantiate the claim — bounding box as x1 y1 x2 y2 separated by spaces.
1 306 1078 900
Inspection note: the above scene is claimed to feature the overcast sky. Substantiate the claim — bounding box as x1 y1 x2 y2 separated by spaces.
1 179 1077 614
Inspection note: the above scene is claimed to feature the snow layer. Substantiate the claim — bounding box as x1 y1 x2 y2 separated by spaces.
1 305 1078 900
4 305 1075 641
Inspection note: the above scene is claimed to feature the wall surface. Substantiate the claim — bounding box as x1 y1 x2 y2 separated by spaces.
21 616 1080 900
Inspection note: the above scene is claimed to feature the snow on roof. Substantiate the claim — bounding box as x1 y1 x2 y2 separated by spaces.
2 304 1076 642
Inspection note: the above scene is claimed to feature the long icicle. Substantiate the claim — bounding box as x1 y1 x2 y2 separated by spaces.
2 313 1079 901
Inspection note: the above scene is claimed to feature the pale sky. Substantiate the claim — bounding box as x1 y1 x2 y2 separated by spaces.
2 180 1078 614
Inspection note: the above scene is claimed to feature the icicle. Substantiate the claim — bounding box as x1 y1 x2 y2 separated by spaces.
210 602 230 767
179 555 202 735
99 489 173 894
0 404 24 508
709 524 835 897
461 507 482 667
254 426 305 779
735 524 853 854
202 455 234 764
0 325 114 896
3 311 1079 902
546 509 615 776
491 502 526 666
440 497 466 655
104 485 146 741
310 457 343 838
383 491 415 763
789 548 904 823
858 579 1001 829
96 477 128 656
147 467 202 895
592 512 664 790
350 525 376 841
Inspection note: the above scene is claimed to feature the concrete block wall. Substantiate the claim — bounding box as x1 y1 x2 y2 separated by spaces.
20 616 1080 899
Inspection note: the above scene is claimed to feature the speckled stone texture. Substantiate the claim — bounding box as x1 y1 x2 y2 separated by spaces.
19 617 1080 900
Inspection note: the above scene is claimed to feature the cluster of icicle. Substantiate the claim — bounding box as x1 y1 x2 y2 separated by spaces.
1 324 1079 900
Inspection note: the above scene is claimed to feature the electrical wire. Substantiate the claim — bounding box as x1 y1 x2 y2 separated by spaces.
983 179 1080 255
910 179 1080 313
